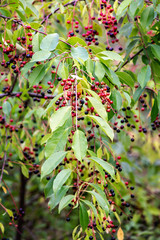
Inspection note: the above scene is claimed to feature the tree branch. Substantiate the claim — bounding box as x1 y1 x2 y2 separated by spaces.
9 72 19 94
41 0 84 24
115 48 143 72
0 92 56 99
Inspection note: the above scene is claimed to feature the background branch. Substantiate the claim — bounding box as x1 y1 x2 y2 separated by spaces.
115 48 143 72
41 0 84 24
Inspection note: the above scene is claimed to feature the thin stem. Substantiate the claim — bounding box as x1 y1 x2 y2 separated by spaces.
115 48 143 72
9 72 19 94
3 180 19 212
0 152 6 185
0 132 7 186
41 0 84 25
75 80 78 131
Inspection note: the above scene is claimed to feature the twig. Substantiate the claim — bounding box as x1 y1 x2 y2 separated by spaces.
0 14 72 47
9 72 19 93
0 152 6 185
41 0 84 24
0 92 56 99
105 75 118 88
0 132 7 186
115 48 143 72
75 70 78 131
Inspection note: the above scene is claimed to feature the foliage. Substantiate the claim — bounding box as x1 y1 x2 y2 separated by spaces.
0 0 160 239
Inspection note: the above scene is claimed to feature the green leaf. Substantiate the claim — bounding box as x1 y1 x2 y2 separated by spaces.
140 6 154 28
50 106 71 132
133 86 145 103
87 150 97 157
13 27 23 44
31 50 51 62
5 29 13 43
88 115 114 141
125 40 139 59
116 71 134 88
48 186 69 210
98 232 105 240
110 90 122 111
116 0 132 20
93 21 103 36
0 8 11 17
157 91 160 112
41 151 67 179
58 63 69 79
53 169 71 194
19 0 26 9
6 208 13 217
99 51 123 62
138 65 151 88
118 23 133 38
89 157 115 179
85 58 94 74
151 45 160 61
45 127 69 158
72 130 87 161
89 183 106 199
2 101 11 116
71 47 88 62
72 225 82 240
82 200 97 217
115 171 121 183
113 0 119 13
67 36 87 46
104 66 121 88
124 92 131 105
97 147 103 158
88 97 107 120
44 177 55 198
124 70 137 82
43 93 63 116
32 33 43 52
0 222 4 234
88 191 109 215
59 194 74 213
95 61 105 81
57 39 70 51
28 65 46 87
128 0 143 18
21 62 35 76
16 9 26 21
40 33 59 51
79 202 89 231
151 98 158 122
86 89 102 102
21 164 29 178
26 4 39 18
